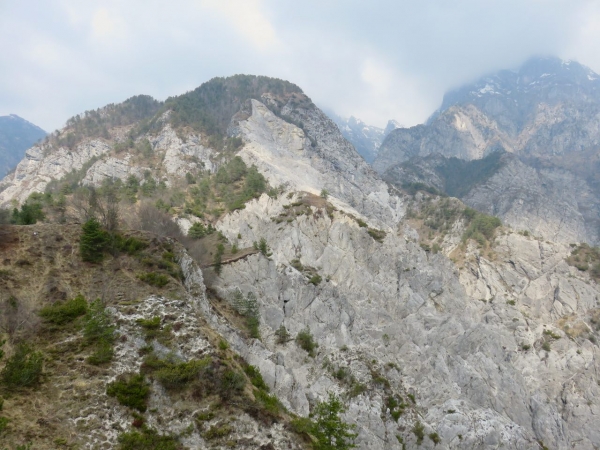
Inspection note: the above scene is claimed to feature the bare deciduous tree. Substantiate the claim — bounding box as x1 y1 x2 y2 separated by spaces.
0 294 39 342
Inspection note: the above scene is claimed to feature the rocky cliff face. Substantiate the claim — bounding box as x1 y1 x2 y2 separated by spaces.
374 57 600 245
1 74 600 449
383 151 600 245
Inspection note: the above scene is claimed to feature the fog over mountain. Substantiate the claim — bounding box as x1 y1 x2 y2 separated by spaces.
375 56 600 246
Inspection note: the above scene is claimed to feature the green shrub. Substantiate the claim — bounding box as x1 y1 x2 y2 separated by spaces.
402 182 443 197
543 329 561 340
84 300 114 343
334 367 351 381
462 213 501 243
253 237 272 257
413 421 425 445
137 316 161 329
213 243 224 275
115 235 148 255
117 426 181 450
88 341 114 365
348 381 367 398
255 389 282 415
188 222 215 239
39 294 88 325
542 342 551 352
296 328 318 357
219 369 246 399
138 272 169 287
309 274 322 285
11 202 45 225
107 374 151 412
290 416 314 435
367 228 386 243
244 364 269 391
356 218 367 228
385 396 406 421
0 416 9 435
153 357 211 389
80 218 108 263
320 189 329 199
429 432 441 445
1 343 43 388
136 316 161 339
203 424 232 440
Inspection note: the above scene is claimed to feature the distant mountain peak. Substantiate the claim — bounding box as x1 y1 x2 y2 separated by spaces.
423 57 600 128
0 114 47 175
325 111 399 163
384 119 401 135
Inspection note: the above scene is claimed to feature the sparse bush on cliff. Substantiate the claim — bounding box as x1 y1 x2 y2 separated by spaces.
39 294 88 326
296 328 318 357
1 343 43 388
107 373 151 412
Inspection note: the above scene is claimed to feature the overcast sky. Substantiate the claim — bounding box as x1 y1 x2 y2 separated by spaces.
1 0 599 131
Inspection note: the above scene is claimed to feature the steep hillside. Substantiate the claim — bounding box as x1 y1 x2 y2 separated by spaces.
0 115 46 176
374 57 600 245
1 74 600 449
0 223 312 449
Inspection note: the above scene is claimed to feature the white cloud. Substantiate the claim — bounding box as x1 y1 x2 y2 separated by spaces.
562 2 600 73
360 59 393 94
0 0 597 132
91 7 127 43
201 0 280 51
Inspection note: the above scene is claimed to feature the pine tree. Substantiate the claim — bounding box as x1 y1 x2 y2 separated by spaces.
311 393 358 450
79 218 107 263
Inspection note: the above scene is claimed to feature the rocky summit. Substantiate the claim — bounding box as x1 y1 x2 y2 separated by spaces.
0 72 599 450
